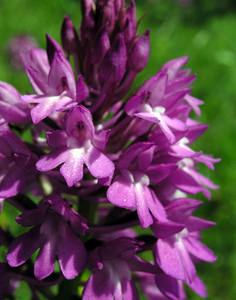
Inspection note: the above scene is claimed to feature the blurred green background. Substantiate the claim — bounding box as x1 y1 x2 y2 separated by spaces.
0 0 235 299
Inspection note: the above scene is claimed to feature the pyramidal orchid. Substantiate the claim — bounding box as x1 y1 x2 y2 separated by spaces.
0 1 219 299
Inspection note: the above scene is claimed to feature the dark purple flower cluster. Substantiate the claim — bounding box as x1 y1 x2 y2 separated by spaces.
0 1 219 299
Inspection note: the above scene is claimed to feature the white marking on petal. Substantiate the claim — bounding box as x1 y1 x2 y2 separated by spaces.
172 189 188 199
178 137 189 147
175 228 189 243
139 174 150 186
153 106 166 115
178 158 194 169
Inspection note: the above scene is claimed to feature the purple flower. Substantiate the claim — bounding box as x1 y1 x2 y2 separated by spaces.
83 238 155 299
125 57 195 143
138 270 207 300
0 0 219 298
36 105 114 187
7 195 88 280
0 82 30 124
61 16 79 55
138 272 185 300
0 124 36 199
154 198 216 284
79 0 150 108
22 36 88 124
107 142 183 230
8 35 38 70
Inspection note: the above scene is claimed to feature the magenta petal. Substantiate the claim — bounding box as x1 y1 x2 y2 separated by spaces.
135 111 159 124
122 280 139 300
0 81 21 104
186 123 208 143
170 170 203 195
186 168 219 191
184 236 217 263
128 256 156 274
164 89 190 110
162 56 188 79
187 275 207 298
83 270 113 300
0 101 28 124
34 240 56 280
23 48 50 94
30 96 59 124
148 74 168 107
156 273 186 300
48 47 76 98
36 150 68 172
163 115 186 131
177 239 196 283
107 174 136 209
30 95 72 124
125 94 142 115
0 82 29 123
58 226 86 279
171 143 196 158
118 142 153 170
0 166 25 198
144 187 166 220
186 216 215 231
184 95 203 116
166 198 202 218
153 221 184 239
159 117 176 143
155 238 185 281
135 184 153 228
2 129 30 154
147 163 177 184
60 149 84 187
93 129 110 151
85 146 114 180
138 146 155 171
7 228 41 267
76 75 89 102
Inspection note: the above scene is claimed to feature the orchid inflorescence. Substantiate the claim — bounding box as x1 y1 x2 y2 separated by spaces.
0 1 219 299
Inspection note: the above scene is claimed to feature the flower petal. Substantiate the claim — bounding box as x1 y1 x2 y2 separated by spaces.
34 240 56 280
36 150 68 172
85 146 114 180
60 149 84 187
58 226 86 279
155 238 185 281
107 174 136 209
184 236 217 263
7 228 41 267
135 183 153 228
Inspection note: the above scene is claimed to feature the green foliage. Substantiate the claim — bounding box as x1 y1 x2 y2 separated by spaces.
0 0 235 299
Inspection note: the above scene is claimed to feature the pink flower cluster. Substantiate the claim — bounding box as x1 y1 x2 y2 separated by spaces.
0 1 219 299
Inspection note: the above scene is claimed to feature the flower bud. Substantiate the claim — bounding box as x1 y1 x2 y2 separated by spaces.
99 0 116 34
128 31 150 72
91 30 110 64
99 34 127 85
81 0 95 43
46 34 64 65
61 16 79 55
114 0 125 15
124 0 137 42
